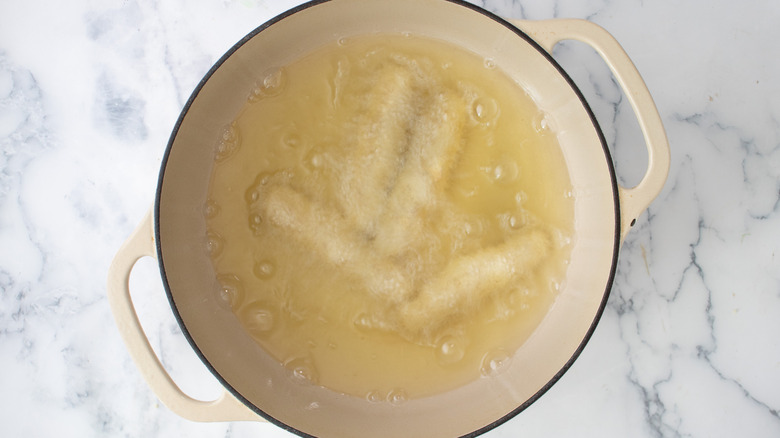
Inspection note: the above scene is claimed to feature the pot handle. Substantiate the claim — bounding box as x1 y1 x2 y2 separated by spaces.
510 19 670 242
107 209 260 422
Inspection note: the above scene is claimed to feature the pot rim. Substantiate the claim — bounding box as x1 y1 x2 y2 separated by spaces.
154 0 621 436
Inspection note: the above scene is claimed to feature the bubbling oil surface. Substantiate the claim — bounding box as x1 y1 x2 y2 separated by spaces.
206 34 574 400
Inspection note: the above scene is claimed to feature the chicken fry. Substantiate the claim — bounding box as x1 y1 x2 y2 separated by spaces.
255 183 412 304
373 89 467 257
399 225 553 338
339 64 416 235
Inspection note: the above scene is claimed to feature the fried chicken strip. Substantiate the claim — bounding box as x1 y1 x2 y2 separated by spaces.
258 183 412 304
399 225 553 337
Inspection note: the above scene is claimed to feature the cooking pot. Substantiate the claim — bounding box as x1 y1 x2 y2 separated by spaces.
107 0 670 436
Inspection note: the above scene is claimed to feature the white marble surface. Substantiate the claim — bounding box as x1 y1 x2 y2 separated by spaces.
1 0 779 436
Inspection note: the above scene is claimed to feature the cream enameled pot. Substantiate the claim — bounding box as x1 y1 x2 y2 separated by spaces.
108 0 670 436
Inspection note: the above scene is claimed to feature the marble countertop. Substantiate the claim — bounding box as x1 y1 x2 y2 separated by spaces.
2 0 778 436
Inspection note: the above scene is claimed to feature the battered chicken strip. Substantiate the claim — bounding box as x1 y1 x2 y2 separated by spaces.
373 89 466 257
339 64 416 235
399 225 553 337
257 183 412 304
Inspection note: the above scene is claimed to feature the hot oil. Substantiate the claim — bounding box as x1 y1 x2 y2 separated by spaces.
206 34 574 400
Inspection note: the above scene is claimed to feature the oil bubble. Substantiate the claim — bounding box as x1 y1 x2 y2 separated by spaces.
480 349 511 377
532 112 550 133
245 188 260 204
245 172 277 205
281 130 302 148
206 231 224 258
553 228 572 248
284 357 319 384
305 150 325 171
366 390 383 403
215 124 240 162
470 96 499 125
514 191 528 205
507 214 522 230
463 218 485 237
387 389 407 405
248 212 264 234
488 161 519 186
204 199 220 219
249 68 286 101
253 260 275 279
353 313 377 331
242 302 275 337
215 274 243 310
484 58 496 69
505 210 530 230
436 335 465 365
